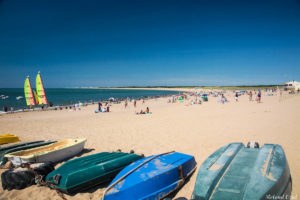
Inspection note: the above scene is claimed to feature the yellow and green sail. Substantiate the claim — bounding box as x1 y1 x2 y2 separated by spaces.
33 89 39 105
24 76 35 106
36 72 48 105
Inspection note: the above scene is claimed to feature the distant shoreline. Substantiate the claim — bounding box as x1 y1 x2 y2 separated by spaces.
1 85 282 90
95 85 282 91
0 88 180 112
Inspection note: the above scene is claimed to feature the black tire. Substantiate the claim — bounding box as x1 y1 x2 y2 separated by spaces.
1 171 9 190
1 163 54 191
10 172 27 190
2 169 35 190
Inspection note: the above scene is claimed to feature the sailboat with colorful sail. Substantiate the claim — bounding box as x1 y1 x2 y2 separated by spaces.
36 71 48 105
33 89 39 105
24 76 36 106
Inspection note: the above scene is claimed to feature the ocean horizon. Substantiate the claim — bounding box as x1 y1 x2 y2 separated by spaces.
0 88 180 110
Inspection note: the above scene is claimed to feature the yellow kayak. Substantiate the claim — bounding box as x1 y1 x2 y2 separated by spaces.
0 134 20 145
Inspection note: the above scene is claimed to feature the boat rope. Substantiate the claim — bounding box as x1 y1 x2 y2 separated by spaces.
102 151 175 200
22 163 67 200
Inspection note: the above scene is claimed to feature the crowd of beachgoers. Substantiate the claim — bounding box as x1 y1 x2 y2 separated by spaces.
1 87 298 116
0 94 172 114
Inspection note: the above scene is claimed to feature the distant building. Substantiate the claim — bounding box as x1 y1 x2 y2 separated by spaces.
284 81 300 91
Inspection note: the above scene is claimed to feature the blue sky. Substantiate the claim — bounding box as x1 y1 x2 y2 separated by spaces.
0 0 300 87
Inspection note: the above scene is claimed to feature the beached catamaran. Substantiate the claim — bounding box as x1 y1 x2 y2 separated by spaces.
24 72 48 108
36 72 48 105
24 76 35 107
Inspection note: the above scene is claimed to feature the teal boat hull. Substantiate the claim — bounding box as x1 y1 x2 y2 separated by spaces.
192 143 292 200
0 141 56 166
46 152 142 194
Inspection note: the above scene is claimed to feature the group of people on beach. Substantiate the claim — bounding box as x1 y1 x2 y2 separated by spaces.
233 91 261 103
98 102 110 112
184 89 266 105
0 88 291 114
2 106 14 113
247 90 261 103
124 98 151 114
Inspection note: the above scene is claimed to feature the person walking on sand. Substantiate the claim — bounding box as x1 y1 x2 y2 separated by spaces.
221 94 225 104
134 100 136 108
125 100 128 109
235 92 239 102
3 106 8 112
98 101 102 112
249 91 253 101
257 91 261 103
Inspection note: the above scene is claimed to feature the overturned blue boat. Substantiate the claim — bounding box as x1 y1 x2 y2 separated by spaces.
102 151 197 200
192 142 292 200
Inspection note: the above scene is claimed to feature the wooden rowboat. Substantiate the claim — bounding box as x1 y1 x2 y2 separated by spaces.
0 140 56 166
5 138 86 166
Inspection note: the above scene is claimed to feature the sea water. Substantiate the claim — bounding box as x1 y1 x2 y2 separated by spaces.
0 88 179 110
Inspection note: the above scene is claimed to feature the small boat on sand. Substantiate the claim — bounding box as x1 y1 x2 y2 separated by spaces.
5 138 86 166
0 140 56 166
191 142 292 200
102 151 197 200
46 152 143 194
0 134 20 145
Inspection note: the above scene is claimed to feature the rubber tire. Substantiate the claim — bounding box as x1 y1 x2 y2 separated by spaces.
1 163 54 191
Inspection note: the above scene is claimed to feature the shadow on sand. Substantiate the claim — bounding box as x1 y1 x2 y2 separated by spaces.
163 169 196 200
67 181 111 196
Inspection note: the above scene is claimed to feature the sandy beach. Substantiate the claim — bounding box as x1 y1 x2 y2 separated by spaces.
0 90 299 200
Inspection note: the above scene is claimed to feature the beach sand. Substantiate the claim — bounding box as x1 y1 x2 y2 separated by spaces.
0 90 299 200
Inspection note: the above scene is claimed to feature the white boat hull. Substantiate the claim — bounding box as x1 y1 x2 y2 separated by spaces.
6 138 86 166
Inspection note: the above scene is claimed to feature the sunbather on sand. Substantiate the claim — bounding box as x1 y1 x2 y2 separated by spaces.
136 107 150 115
